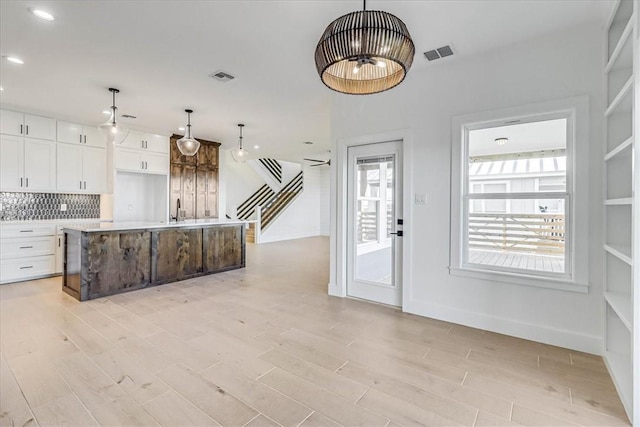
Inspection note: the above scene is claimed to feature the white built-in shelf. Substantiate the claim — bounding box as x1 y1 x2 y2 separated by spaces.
605 244 633 265
605 77 633 117
605 292 633 331
605 18 634 73
605 197 633 205
604 350 633 413
605 136 633 161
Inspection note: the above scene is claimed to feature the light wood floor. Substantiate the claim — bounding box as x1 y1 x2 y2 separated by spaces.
0 237 629 426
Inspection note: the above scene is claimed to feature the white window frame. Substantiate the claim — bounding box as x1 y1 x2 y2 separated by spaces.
450 97 590 293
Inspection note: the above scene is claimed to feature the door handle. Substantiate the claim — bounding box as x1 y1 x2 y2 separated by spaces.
390 231 403 237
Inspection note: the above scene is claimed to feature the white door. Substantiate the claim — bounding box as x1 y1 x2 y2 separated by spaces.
56 143 83 191
24 138 56 191
347 141 403 306
57 121 83 145
0 135 24 190
82 147 107 193
24 114 55 140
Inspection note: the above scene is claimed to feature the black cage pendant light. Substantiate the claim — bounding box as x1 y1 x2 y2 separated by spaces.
315 0 415 95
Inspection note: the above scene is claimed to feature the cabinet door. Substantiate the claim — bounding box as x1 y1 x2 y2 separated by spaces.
24 138 56 191
0 135 24 190
57 121 83 144
196 143 218 167
0 110 24 136
24 114 55 140
196 168 218 218
82 147 107 193
120 130 144 150
145 133 169 154
182 165 196 220
170 138 196 165
144 153 168 174
83 125 105 148
114 148 142 172
56 143 83 192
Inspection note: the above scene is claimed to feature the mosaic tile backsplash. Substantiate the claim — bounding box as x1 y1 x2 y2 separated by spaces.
0 193 100 221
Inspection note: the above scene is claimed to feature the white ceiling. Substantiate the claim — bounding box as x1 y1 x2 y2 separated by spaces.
0 1 610 161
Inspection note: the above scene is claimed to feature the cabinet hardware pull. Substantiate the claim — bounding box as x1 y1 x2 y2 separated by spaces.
25 178 29 187
58 237 61 247
84 135 87 144
80 181 83 189
25 125 29 135
19 230 33 233
84 181 87 189
141 140 144 149
19 246 33 249
141 161 144 170
80 134 83 143
20 177 23 187
20 124 23 134
20 266 33 269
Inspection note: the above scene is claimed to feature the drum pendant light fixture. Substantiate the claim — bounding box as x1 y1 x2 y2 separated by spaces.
315 0 415 95
98 88 129 144
176 109 201 156
232 124 249 163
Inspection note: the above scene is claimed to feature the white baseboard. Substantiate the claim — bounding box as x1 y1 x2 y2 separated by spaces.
404 298 602 355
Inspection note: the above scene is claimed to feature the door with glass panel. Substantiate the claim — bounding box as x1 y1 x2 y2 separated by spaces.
347 141 402 306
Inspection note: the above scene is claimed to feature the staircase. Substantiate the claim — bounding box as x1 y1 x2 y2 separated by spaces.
236 168 304 244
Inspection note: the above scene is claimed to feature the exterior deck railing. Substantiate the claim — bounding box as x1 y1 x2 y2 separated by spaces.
468 213 565 255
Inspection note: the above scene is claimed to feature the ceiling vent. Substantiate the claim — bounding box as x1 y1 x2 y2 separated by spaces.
209 70 235 82
423 45 454 61
121 114 136 119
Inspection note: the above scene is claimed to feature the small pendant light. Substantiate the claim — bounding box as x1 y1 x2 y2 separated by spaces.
98 88 129 144
176 109 201 156
232 123 249 163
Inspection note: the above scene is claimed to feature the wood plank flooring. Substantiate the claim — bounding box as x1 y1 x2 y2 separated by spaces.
0 237 629 426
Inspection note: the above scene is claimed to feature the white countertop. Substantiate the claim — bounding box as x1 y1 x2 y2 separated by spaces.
63 219 247 232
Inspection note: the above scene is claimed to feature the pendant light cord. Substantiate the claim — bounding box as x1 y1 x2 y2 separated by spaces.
239 126 243 150
363 0 366 11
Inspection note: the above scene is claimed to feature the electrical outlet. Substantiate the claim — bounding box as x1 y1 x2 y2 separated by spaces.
60 203 67 211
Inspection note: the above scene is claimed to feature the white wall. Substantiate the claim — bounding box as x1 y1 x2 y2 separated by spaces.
330 24 604 353
260 164 328 243
221 150 265 219
319 166 331 236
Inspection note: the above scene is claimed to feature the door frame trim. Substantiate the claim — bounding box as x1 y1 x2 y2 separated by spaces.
329 129 414 310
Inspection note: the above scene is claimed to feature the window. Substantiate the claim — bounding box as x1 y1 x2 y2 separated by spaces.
450 97 589 292
356 157 394 253
464 117 570 277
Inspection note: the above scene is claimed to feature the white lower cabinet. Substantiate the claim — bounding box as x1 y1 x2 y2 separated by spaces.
56 143 106 193
0 224 56 284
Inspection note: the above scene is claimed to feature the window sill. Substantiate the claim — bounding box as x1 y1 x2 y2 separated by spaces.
448 266 589 293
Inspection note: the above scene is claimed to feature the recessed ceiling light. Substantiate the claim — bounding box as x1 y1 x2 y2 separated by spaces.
254 145 260 149
178 127 185 131
495 137 509 145
30 8 54 21
102 110 111 115
5 56 24 65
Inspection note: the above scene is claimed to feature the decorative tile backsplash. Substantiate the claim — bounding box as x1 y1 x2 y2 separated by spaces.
0 192 100 221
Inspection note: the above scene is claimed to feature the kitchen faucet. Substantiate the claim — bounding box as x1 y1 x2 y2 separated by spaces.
173 198 181 222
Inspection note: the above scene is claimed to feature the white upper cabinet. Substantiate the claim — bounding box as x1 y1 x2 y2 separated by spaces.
23 138 56 191
56 143 106 193
114 148 168 175
0 136 56 192
120 131 169 153
57 121 105 148
0 135 25 190
0 110 55 140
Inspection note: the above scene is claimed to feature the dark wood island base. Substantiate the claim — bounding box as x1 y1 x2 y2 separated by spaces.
63 222 245 301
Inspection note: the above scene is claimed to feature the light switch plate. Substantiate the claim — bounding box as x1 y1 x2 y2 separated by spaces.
415 192 427 205
60 203 67 211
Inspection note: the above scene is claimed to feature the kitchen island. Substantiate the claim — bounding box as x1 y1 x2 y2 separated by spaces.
63 220 245 301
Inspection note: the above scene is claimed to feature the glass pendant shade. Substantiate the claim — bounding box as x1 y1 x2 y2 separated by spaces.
176 109 200 156
98 88 129 144
315 1 415 95
232 123 249 163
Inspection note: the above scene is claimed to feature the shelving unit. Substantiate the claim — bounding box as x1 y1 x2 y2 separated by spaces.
603 0 638 423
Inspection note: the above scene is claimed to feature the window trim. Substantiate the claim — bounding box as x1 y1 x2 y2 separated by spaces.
450 96 590 293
